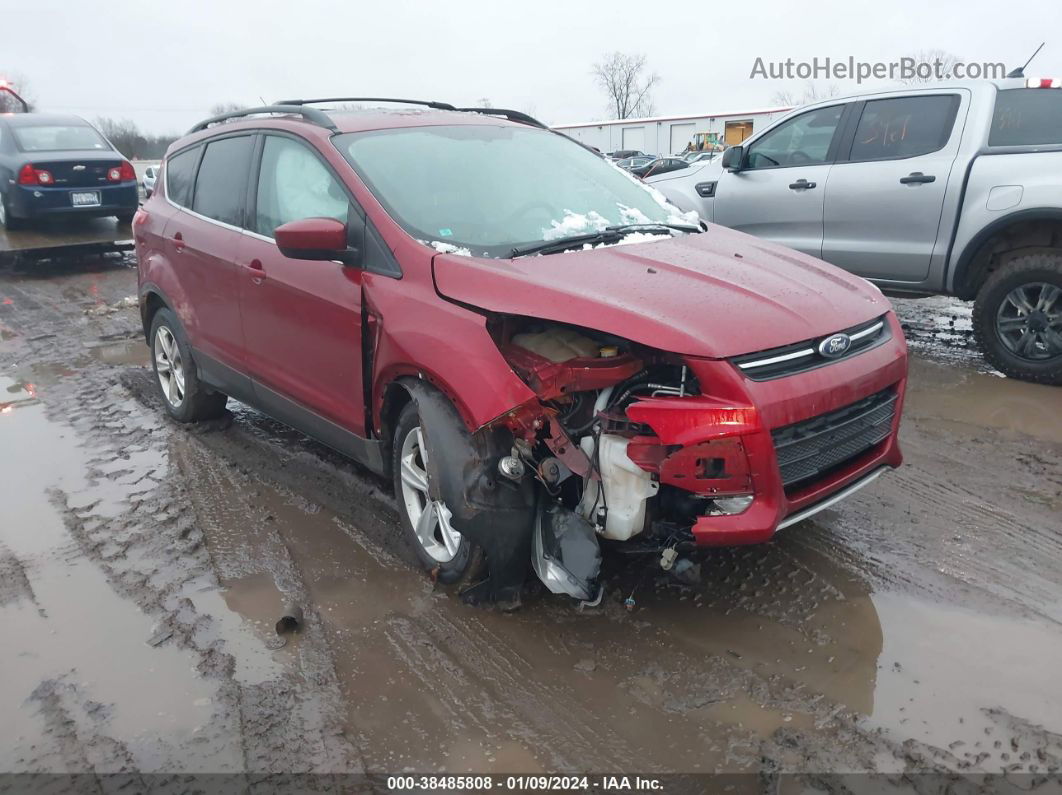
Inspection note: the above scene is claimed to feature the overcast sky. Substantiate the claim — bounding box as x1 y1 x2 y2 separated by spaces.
3 0 1060 135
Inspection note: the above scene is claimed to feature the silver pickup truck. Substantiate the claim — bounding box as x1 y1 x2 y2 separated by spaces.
648 78 1062 384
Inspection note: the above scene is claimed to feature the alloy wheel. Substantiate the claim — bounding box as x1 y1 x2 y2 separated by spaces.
154 326 186 407
996 282 1062 361
398 425 462 563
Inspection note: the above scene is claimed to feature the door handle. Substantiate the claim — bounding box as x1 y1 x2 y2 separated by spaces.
789 178 817 190
900 172 936 184
243 259 266 282
172 231 185 252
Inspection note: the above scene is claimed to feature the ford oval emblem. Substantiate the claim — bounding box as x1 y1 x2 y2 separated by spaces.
818 333 852 358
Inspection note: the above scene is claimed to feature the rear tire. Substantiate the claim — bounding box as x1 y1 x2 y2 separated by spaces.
973 254 1062 385
0 194 26 230
149 308 228 422
392 400 484 585
116 212 135 225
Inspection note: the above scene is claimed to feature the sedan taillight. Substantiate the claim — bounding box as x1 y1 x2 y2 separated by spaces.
17 164 54 185
108 161 136 182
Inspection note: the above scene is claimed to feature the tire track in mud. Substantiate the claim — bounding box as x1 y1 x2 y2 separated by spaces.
805 413 1062 626
1 259 363 776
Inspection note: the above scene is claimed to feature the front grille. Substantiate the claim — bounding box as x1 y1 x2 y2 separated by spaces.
771 388 897 489
731 315 890 381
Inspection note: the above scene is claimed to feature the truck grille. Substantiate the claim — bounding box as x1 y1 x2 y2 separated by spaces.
731 316 890 381
771 388 897 489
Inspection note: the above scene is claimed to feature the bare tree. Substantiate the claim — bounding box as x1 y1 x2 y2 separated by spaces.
94 117 177 160
771 81 840 108
475 97 492 108
0 71 35 112
898 49 962 84
593 52 659 119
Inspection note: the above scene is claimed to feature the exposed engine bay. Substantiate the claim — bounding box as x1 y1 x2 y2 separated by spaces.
482 316 752 602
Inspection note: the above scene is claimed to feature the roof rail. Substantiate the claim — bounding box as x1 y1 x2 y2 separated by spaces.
188 104 338 134
454 107 548 129
274 97 549 129
275 97 458 111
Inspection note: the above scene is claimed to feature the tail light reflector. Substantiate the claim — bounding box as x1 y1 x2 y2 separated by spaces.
108 161 136 182
1027 78 1061 88
17 164 54 185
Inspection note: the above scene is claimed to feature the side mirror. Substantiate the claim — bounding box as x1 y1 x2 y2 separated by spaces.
274 217 358 264
722 145 744 172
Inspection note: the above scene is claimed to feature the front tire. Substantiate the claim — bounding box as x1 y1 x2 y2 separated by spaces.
392 400 484 585
973 254 1062 385
149 308 228 422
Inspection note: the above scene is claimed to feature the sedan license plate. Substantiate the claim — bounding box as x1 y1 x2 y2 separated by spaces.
71 191 101 207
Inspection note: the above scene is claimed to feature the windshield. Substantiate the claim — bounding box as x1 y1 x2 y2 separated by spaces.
334 125 695 257
12 124 110 152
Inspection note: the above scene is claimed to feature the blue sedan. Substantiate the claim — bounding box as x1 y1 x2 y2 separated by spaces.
0 113 139 230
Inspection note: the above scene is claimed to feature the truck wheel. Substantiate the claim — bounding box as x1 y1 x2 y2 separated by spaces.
149 308 228 421
973 254 1062 385
392 400 484 585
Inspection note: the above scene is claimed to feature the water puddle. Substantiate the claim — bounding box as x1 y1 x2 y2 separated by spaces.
87 338 149 367
0 388 225 771
905 357 1062 443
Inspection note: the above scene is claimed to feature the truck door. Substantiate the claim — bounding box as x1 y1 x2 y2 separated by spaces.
713 104 846 259
821 93 967 282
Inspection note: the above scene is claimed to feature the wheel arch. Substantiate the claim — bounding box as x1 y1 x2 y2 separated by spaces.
951 209 1062 300
139 284 173 343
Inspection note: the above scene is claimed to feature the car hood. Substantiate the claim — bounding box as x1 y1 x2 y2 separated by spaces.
432 226 889 359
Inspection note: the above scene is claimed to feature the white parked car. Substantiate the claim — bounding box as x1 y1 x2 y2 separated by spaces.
142 166 159 197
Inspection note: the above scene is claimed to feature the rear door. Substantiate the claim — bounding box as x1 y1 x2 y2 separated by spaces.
236 133 368 434
821 92 966 281
713 104 847 258
161 134 255 372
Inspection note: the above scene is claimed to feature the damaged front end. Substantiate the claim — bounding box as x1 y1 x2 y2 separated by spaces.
477 316 762 603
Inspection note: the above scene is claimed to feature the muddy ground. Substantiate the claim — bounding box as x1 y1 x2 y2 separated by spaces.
1 253 1060 790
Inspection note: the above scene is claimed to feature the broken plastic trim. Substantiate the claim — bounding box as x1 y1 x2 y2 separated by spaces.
531 500 602 602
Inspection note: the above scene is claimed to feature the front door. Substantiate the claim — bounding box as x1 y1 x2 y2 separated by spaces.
822 93 965 282
713 104 846 259
237 133 367 435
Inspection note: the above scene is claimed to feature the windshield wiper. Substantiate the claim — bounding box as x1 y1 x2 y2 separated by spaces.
510 223 699 258
511 231 625 258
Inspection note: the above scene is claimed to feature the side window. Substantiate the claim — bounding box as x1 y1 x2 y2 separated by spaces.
255 136 350 238
848 95 959 161
191 136 255 226
165 147 200 207
746 105 844 169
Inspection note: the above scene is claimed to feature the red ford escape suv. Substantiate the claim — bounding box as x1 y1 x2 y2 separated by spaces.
134 98 907 606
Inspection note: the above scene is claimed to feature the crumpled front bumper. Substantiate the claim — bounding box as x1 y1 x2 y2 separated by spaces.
659 313 908 546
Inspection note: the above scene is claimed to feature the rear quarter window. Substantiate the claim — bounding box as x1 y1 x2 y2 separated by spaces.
990 89 1062 146
191 136 255 226
165 147 200 208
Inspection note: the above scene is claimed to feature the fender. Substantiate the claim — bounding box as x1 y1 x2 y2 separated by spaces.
949 208 1062 298
138 280 176 341
401 379 536 607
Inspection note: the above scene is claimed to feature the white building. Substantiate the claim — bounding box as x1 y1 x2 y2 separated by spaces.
553 106 792 156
